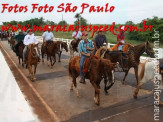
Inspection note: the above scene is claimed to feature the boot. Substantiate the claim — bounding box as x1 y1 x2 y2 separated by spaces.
79 77 86 84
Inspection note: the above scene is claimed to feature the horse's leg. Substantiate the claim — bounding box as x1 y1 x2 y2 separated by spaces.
50 56 54 69
133 82 142 99
58 51 61 62
122 69 129 84
90 80 100 105
72 77 80 97
21 57 23 67
70 82 74 91
18 56 20 64
28 65 33 81
134 66 139 85
104 78 108 95
47 55 50 67
33 65 37 81
42 52 44 64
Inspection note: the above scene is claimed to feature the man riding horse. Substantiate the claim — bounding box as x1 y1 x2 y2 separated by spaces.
42 27 54 52
23 29 40 65
94 29 108 53
79 32 94 84
14 30 25 56
71 28 82 52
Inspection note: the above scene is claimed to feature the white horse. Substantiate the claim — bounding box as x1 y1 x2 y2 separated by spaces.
134 59 163 106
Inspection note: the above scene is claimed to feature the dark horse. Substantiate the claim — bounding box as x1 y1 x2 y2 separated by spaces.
68 56 116 105
41 41 68 64
102 41 155 88
69 39 81 57
17 43 25 66
1 32 9 40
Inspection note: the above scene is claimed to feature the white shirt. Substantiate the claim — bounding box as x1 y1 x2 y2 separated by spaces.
23 34 38 46
72 31 82 39
42 31 54 41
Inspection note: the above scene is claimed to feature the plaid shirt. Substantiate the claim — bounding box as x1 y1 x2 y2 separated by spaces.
79 40 94 54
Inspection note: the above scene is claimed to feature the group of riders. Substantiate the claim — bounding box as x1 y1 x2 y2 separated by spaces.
72 26 126 83
7 26 126 83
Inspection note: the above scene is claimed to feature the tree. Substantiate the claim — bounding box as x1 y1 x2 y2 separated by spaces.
75 13 81 23
58 20 67 26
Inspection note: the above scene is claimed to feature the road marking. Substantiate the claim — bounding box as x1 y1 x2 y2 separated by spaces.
94 104 152 122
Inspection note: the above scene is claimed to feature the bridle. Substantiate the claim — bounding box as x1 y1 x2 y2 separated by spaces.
30 45 38 58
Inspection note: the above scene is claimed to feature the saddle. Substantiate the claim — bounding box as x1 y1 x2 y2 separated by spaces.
111 43 133 53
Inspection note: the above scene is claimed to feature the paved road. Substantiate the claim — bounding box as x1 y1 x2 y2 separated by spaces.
0 40 162 122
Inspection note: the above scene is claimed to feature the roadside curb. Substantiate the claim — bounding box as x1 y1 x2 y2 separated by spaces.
0 42 60 122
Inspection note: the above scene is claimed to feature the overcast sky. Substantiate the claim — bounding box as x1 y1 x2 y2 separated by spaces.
0 0 163 25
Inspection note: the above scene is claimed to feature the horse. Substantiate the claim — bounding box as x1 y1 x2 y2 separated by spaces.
56 41 68 62
41 41 68 64
17 43 25 66
133 59 163 106
69 39 81 57
8 36 16 50
26 44 39 81
1 32 9 40
68 55 116 105
96 41 155 87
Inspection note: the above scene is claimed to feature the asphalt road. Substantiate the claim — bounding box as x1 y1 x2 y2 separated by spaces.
0 40 162 122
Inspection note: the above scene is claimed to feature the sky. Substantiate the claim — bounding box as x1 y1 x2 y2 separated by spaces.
0 0 163 25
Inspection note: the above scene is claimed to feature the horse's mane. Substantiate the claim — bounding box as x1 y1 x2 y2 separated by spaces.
95 47 107 58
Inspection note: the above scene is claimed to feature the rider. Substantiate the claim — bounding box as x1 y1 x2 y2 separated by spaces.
72 28 82 51
14 30 25 56
10 30 15 37
94 29 108 52
42 26 54 51
79 32 94 84
117 26 125 51
23 29 39 64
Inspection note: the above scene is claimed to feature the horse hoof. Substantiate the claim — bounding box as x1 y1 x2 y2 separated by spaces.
33 77 36 81
122 81 125 85
105 92 109 95
133 95 137 99
70 88 73 91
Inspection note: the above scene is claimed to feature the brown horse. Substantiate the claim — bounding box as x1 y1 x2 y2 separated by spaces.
56 41 68 62
98 41 155 88
1 32 9 40
26 44 39 81
68 56 116 105
41 41 68 64
8 36 16 50
69 39 81 57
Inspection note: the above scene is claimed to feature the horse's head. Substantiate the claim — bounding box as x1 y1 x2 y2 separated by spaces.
29 44 39 57
145 41 155 58
99 59 116 83
61 42 68 52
